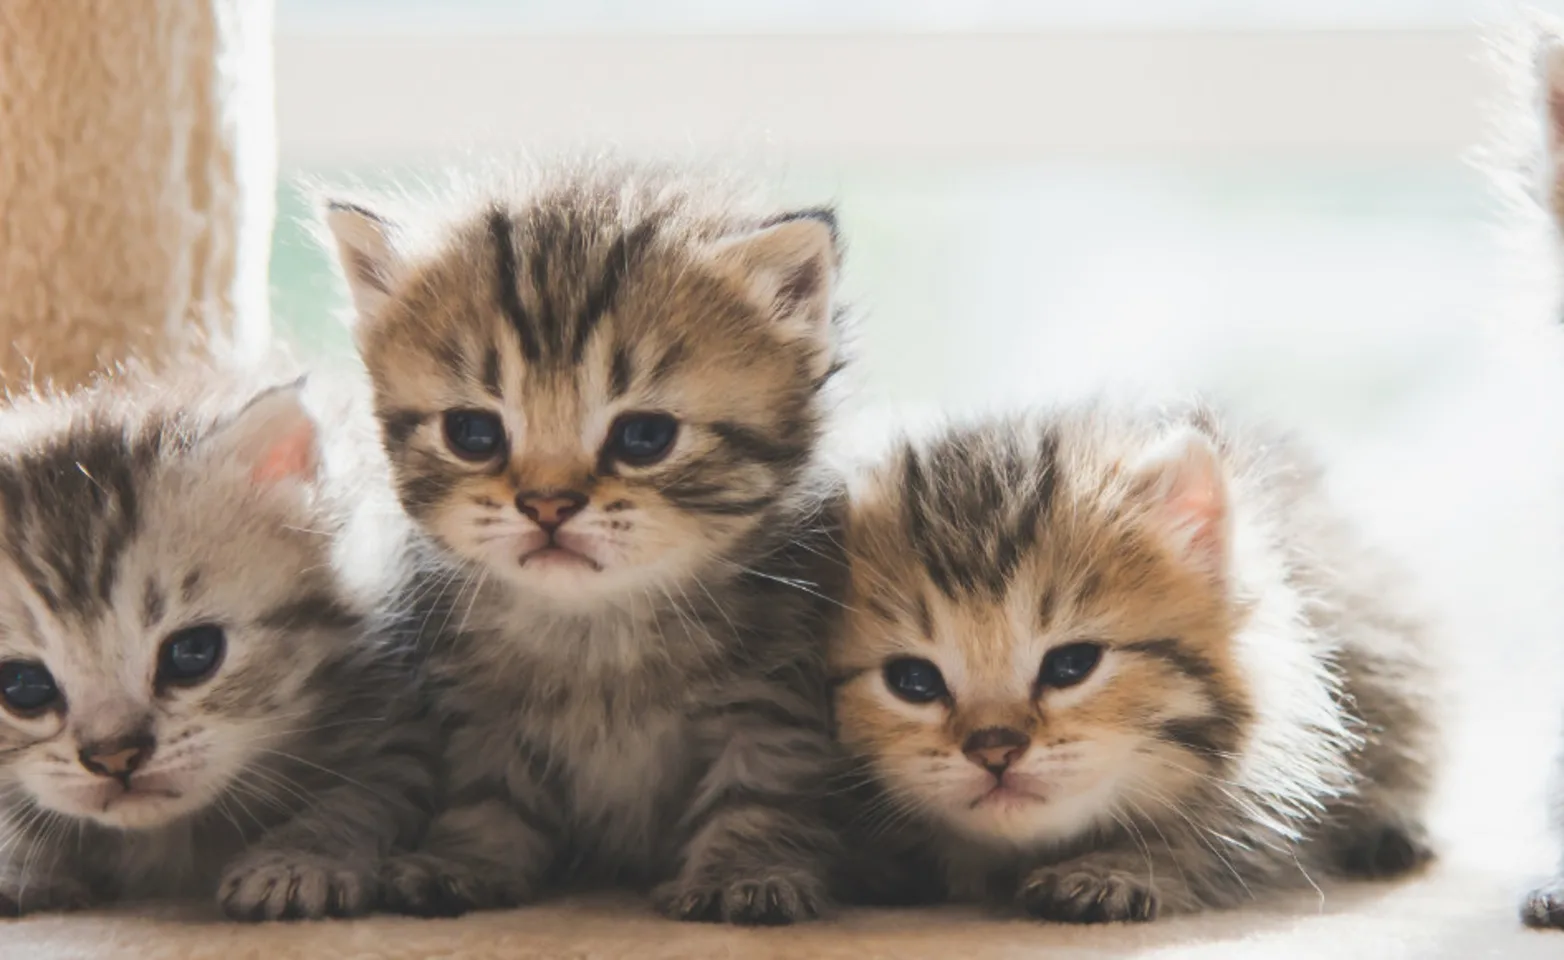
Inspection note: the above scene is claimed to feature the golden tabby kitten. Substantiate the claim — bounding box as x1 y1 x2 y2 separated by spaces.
831 401 1436 922
320 158 848 924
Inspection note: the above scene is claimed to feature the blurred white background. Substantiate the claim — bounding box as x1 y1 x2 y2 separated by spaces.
270 0 1564 884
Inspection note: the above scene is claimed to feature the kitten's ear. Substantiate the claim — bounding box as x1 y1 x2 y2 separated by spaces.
322 199 405 321
210 381 319 488
1129 428 1229 579
709 210 839 371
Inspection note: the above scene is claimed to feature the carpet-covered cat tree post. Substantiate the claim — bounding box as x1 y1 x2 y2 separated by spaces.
0 0 275 389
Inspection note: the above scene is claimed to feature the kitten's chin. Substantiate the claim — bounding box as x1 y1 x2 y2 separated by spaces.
35 774 216 831
474 533 707 609
937 774 1125 848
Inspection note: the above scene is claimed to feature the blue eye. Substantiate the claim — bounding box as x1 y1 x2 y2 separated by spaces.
882 657 947 704
443 410 506 461
1039 642 1103 690
158 625 226 686
607 412 678 466
0 661 57 713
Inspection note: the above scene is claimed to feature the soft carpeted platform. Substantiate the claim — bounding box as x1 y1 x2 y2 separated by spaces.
2 862 1555 960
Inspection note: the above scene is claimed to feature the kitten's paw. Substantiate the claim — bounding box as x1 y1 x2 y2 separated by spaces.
1522 878 1564 930
219 851 374 922
653 867 828 926
1020 864 1159 924
1335 822 1434 880
0 876 94 917
380 853 527 918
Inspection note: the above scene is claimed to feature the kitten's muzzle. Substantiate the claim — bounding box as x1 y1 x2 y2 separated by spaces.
78 731 155 782
962 726 1030 775
516 489 587 532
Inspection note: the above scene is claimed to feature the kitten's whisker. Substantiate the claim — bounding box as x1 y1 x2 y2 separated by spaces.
256 749 375 795
1118 793 1191 891
716 559 856 612
1129 782 1254 899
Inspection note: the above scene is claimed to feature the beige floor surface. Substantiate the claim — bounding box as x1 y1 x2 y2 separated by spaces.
2 863 1557 960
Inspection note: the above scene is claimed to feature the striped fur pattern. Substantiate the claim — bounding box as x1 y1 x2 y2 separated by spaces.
322 158 848 924
831 401 1436 922
0 378 434 920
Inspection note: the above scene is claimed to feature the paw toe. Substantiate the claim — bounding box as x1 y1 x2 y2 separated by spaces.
656 871 825 926
380 854 519 918
220 853 371 922
1022 869 1157 924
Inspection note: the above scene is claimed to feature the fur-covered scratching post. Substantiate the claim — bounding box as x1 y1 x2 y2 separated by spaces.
0 0 275 389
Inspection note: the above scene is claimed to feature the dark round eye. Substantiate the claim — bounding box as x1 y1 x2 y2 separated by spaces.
0 660 58 714
882 657 948 704
606 412 679 466
442 410 507 461
158 625 226 686
1039 642 1104 690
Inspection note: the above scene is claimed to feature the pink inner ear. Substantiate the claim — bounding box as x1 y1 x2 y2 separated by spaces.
1165 482 1225 568
251 423 317 486
1143 438 1228 573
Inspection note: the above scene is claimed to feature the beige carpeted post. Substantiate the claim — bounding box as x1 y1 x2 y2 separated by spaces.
0 0 275 391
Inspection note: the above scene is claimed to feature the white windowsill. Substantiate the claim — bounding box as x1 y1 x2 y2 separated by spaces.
274 29 1504 167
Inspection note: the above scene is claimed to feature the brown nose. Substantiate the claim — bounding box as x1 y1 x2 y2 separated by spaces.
515 490 587 531
78 732 155 780
962 726 1030 774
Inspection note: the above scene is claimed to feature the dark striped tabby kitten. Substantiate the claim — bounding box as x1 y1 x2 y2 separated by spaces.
321 159 847 924
1525 27 1564 932
0 379 433 920
831 402 1437 922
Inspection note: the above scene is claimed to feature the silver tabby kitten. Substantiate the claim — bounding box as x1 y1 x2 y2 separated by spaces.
0 378 433 920
322 159 847 924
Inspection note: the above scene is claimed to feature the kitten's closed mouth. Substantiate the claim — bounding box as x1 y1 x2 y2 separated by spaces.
519 545 603 573
100 786 183 811
969 783 1046 810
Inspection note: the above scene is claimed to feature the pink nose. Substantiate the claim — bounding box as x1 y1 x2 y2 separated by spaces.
515 490 587 530
961 727 1030 774
79 733 154 779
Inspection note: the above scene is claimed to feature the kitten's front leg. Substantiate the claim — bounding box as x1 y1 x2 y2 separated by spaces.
0 827 95 916
380 719 561 917
218 780 414 922
655 804 835 926
219 724 436 921
1018 844 1201 924
656 718 838 926
0 868 95 916
380 795 556 917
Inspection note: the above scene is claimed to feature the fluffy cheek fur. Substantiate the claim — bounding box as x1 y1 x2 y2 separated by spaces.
10 712 278 831
415 466 749 604
838 657 1210 846
2 632 315 831
833 500 1243 848
367 308 811 608
0 471 334 832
